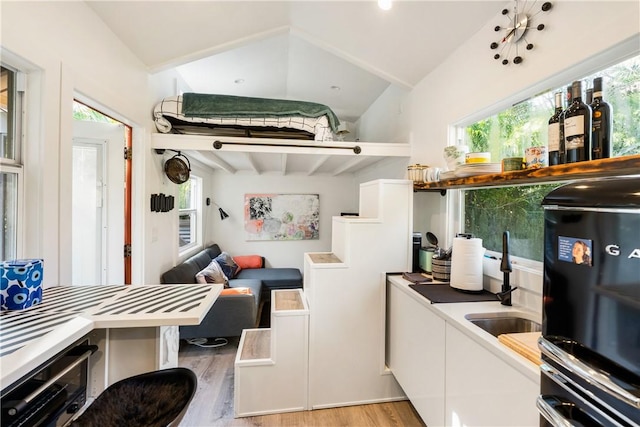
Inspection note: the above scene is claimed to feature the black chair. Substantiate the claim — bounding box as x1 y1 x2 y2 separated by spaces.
71 368 197 427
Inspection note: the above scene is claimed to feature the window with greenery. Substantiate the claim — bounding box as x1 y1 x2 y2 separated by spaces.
178 175 202 253
1 64 24 260
462 54 640 262
72 101 119 124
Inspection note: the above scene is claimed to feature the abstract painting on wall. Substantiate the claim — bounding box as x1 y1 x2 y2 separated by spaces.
244 194 319 241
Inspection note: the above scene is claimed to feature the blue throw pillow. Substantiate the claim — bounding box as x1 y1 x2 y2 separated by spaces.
214 252 239 279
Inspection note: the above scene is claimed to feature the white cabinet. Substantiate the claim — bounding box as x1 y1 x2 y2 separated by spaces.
445 324 539 427
386 277 540 427
387 283 446 427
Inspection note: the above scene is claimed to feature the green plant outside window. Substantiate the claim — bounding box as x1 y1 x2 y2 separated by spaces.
463 55 640 262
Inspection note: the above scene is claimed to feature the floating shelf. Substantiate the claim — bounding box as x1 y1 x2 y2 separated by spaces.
414 155 640 193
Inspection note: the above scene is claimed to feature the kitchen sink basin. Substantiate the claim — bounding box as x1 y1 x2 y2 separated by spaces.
464 312 541 337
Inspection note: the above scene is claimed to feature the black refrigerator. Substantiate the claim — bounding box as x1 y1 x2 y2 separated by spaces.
538 177 640 426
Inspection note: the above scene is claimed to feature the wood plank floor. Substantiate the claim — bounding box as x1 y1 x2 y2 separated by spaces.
178 337 426 427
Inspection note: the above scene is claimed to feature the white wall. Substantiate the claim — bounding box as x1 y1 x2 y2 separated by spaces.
204 171 359 272
356 84 410 144
1 1 149 286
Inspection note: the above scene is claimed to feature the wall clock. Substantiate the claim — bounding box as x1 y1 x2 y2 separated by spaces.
490 1 553 65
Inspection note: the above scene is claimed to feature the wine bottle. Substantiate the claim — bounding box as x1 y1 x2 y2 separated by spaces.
558 85 572 164
564 80 592 163
548 92 564 165
590 77 612 159
586 88 593 104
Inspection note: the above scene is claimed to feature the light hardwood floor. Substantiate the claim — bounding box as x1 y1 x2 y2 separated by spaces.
178 337 426 427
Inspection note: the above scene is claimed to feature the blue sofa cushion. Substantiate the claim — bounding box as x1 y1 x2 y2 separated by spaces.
235 268 302 290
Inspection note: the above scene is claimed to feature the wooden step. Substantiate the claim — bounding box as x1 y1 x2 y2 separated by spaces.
308 252 342 263
274 289 304 311
239 329 271 361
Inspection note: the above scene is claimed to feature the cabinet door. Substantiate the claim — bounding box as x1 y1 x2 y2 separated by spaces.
445 324 539 427
387 283 445 427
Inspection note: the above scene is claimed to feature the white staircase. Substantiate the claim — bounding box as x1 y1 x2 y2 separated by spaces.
234 289 309 417
234 179 412 416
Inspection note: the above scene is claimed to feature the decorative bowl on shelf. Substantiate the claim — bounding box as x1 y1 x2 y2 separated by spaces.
466 152 491 164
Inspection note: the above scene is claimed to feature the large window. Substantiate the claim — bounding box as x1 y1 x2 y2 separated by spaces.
462 54 640 262
178 175 202 254
1 64 24 260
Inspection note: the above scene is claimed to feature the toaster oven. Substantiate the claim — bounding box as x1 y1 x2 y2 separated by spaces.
1 336 97 427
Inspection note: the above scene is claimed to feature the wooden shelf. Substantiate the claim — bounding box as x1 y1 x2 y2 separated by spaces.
414 155 640 193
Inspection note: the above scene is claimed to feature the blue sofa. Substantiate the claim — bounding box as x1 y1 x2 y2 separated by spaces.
161 244 302 339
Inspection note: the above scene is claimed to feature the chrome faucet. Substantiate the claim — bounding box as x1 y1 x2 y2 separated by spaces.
497 231 517 306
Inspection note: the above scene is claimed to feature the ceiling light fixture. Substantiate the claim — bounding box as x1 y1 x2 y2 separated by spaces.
234 78 245 84
378 0 392 11
330 85 341 91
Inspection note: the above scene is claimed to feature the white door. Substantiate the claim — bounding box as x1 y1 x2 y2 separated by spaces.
72 121 125 285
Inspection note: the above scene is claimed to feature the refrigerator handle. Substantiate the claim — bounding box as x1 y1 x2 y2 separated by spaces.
538 337 640 409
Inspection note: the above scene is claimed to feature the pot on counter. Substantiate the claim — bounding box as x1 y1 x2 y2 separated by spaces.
419 247 435 273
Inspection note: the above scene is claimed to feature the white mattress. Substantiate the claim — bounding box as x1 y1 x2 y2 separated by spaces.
153 95 335 141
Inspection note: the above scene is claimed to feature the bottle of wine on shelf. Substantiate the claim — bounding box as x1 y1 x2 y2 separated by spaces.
586 88 594 104
548 92 564 166
590 77 612 159
564 80 592 163
559 85 572 164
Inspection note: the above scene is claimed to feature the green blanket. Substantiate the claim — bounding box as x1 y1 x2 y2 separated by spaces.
181 93 340 133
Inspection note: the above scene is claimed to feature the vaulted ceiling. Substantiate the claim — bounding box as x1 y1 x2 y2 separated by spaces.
86 1 501 122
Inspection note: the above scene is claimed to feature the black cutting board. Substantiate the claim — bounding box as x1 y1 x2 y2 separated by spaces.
409 284 498 304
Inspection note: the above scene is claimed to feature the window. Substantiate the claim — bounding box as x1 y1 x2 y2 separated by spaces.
178 175 202 254
461 54 640 262
1 64 24 260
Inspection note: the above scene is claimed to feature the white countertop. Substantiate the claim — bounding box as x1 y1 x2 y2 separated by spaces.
0 283 222 389
388 275 541 382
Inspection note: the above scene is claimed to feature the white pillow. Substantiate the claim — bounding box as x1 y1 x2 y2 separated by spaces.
195 260 228 286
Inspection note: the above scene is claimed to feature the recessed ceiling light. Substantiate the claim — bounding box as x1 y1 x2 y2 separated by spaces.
330 85 341 91
234 78 245 84
378 0 392 11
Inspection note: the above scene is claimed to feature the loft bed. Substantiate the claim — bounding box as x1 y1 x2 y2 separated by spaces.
151 93 411 176
153 93 339 141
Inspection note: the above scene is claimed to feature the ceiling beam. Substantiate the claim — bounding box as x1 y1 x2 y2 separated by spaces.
281 153 288 176
290 27 413 90
308 155 330 175
243 152 261 174
332 156 371 176
149 26 290 73
187 150 236 174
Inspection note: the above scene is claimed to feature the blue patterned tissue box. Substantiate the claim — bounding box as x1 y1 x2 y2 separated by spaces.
1 259 44 310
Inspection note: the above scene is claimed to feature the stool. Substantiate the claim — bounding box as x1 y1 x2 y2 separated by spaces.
71 368 197 427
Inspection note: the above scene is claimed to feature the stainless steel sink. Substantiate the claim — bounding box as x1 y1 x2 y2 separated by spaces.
464 312 541 337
